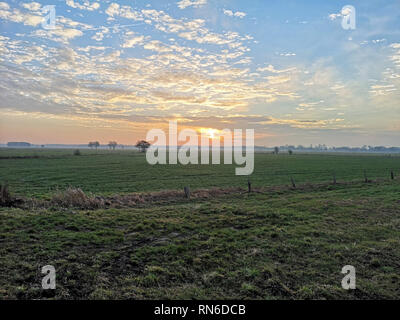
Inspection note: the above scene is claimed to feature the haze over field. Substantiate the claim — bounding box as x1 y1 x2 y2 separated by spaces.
0 0 399 146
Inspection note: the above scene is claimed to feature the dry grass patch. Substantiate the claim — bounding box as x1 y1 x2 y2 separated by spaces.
51 187 104 209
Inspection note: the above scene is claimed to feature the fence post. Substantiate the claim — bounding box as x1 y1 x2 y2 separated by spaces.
248 179 252 193
391 171 394 180
364 170 368 183
184 186 190 199
290 176 296 188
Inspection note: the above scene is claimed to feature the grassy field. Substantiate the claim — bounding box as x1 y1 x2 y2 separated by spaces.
0 148 399 197
0 148 399 299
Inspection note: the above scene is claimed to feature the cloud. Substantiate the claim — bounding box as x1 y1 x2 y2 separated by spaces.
329 13 341 21
105 3 120 16
66 0 100 11
258 117 346 129
177 0 207 10
2 1 397 145
104 3 249 48
143 40 173 53
329 6 353 21
31 27 84 43
91 27 109 42
0 5 42 26
92 32 103 41
389 43 400 67
122 33 145 48
21 2 41 11
279 52 296 57
266 75 291 84
0 2 9 10
0 31 300 126
223 9 247 19
257 64 296 73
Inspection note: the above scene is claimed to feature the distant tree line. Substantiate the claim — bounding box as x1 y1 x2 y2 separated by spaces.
88 141 100 150
85 140 151 152
108 141 117 150
7 142 31 147
263 145 400 153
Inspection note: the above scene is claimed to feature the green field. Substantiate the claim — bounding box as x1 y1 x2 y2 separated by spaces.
0 148 399 197
0 148 399 299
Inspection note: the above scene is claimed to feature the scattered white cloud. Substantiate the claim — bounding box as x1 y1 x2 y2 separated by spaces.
0 4 42 26
329 6 353 21
177 0 207 10
21 2 41 12
257 65 296 74
372 39 386 44
279 52 296 57
122 32 145 48
223 9 247 19
0 2 10 10
66 0 100 11
0 1 398 143
105 3 121 17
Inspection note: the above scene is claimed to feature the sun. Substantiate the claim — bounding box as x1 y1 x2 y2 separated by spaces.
199 127 220 139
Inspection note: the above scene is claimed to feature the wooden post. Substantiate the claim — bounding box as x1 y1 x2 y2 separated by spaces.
290 176 296 188
184 186 190 199
391 171 394 180
248 179 252 193
0 182 9 205
0 183 3 205
364 170 368 183
333 171 337 185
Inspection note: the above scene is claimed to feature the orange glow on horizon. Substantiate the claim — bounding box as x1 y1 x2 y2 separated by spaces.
198 128 221 139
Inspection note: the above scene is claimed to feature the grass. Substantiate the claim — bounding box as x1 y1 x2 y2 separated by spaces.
0 180 399 299
0 148 399 198
0 148 399 299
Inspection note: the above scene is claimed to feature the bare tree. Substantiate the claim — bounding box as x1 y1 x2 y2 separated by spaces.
89 141 100 150
135 140 151 153
108 141 117 150
274 146 279 154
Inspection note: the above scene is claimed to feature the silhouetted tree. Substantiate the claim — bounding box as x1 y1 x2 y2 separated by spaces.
274 146 279 154
88 141 100 150
135 140 151 153
108 141 117 150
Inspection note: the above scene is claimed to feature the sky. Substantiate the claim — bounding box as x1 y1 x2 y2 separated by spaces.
0 0 399 146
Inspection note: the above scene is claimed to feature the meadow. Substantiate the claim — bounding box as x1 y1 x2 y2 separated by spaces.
0 148 399 299
0 148 399 197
